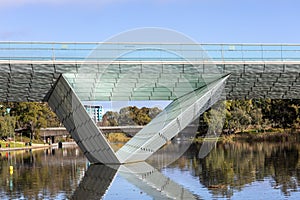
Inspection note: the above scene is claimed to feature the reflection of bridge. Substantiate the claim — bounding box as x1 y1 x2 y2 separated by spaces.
1 42 300 164
73 162 199 199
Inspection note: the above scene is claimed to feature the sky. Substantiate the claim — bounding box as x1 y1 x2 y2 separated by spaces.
1 0 299 111
1 0 300 43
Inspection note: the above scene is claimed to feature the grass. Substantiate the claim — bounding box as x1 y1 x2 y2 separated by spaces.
0 140 25 148
0 136 45 149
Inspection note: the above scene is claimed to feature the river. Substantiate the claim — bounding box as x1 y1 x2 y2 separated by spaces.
0 141 300 199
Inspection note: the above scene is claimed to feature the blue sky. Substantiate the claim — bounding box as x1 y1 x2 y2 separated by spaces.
1 0 300 43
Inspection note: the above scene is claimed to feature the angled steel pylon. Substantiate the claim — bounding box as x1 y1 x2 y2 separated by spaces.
47 75 120 164
47 74 229 164
116 75 229 163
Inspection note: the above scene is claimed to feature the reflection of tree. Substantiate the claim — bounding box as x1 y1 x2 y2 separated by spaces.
168 142 300 198
265 145 299 195
0 148 86 199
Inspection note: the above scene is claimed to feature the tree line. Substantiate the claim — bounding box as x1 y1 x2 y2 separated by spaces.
100 106 162 126
100 99 300 135
202 99 300 134
0 99 299 140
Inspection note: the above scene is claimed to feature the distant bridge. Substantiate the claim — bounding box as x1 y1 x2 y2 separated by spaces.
40 126 145 138
40 124 198 139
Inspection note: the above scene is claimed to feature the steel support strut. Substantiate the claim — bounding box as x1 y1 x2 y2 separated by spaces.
47 75 120 164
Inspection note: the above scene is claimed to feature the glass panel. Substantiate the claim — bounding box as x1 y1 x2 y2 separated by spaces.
1 42 300 62
202 44 223 60
261 45 282 61
241 45 263 61
281 45 300 61
222 45 243 61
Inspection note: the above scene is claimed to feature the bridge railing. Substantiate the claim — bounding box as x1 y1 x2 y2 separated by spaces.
0 42 300 61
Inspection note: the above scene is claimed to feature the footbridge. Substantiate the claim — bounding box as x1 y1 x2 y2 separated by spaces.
1 42 300 164
40 126 145 137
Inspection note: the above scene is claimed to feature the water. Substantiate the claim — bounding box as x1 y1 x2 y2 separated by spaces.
1 141 300 199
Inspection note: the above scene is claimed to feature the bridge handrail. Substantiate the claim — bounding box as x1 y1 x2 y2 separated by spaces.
0 42 300 61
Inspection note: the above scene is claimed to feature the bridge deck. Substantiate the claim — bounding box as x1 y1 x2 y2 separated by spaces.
0 42 299 102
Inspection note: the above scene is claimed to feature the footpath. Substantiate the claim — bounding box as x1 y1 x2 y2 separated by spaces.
0 143 49 152
0 142 77 152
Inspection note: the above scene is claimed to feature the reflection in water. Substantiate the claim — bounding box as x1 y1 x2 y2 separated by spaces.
0 148 87 199
1 141 300 199
72 164 119 200
167 141 300 199
119 162 199 199
72 162 199 200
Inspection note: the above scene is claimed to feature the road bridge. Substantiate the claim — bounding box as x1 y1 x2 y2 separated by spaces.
1 42 300 164
40 126 145 137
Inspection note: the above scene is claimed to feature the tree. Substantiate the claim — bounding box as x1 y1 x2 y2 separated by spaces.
7 102 60 139
225 100 253 132
101 111 119 126
149 107 162 119
136 107 151 125
0 116 16 138
101 106 162 126
268 100 298 129
203 101 227 135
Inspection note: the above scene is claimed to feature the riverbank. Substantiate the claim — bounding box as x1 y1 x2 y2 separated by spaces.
224 131 299 142
193 129 300 143
0 142 78 152
0 143 49 152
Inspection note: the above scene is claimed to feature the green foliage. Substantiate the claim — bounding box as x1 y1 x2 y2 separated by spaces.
267 100 299 129
204 101 227 134
101 111 119 126
0 99 299 140
0 116 16 137
201 99 300 134
0 102 60 139
101 106 162 126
